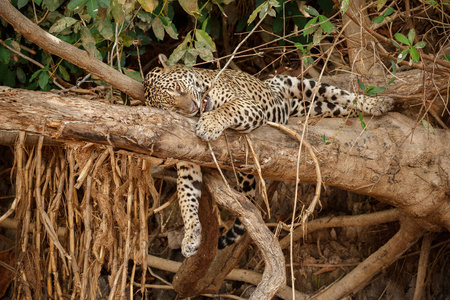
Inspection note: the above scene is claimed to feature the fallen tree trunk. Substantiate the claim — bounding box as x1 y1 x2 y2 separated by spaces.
0 86 449 232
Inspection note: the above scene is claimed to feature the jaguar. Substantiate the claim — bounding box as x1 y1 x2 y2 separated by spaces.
144 54 394 257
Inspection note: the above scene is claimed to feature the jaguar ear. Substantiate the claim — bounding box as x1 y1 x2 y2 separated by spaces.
158 54 169 71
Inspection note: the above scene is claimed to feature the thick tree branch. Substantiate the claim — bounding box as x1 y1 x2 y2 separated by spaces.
0 86 449 232
0 0 145 101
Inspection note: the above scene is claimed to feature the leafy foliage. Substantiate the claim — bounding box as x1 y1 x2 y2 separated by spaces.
0 0 447 102
0 0 342 90
371 7 394 24
392 29 427 64
359 80 386 97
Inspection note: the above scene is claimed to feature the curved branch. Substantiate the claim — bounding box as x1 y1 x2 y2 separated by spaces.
204 171 286 300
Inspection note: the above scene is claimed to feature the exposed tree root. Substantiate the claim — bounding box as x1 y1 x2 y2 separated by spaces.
146 253 307 300
413 233 434 300
310 217 426 299
279 208 400 249
204 171 287 300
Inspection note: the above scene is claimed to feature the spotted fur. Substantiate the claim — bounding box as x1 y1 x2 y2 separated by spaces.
144 54 394 257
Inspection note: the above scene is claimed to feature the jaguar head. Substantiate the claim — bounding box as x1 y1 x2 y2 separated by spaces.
144 54 213 117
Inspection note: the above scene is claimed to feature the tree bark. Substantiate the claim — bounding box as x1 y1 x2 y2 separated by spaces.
342 0 385 79
1 86 449 233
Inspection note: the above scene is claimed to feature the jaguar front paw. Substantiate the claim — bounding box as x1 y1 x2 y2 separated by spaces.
181 225 202 257
362 96 395 116
196 113 225 141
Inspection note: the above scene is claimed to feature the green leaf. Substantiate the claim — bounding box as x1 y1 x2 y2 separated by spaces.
442 54 450 61
372 15 384 24
179 0 200 17
138 0 158 12
39 71 49 89
358 112 366 130
414 41 427 49
80 27 102 60
384 7 394 16
407 29 415 45
97 19 114 40
377 0 388 10
159 15 169 26
17 0 28 9
43 0 61 11
184 48 198 67
340 0 349 14
137 10 153 23
30 69 43 82
318 15 333 33
214 3 226 16
152 17 165 40
16 67 26 83
303 16 318 36
410 46 420 62
391 39 400 48
391 60 397 74
4 69 15 87
268 0 279 7
97 0 110 7
195 45 214 62
397 48 409 63
123 69 142 82
248 1 264 24
195 29 216 52
122 35 134 47
421 119 434 134
312 27 323 45
304 5 319 16
58 65 70 81
86 0 99 18
366 86 386 96
168 34 192 65
168 48 187 66
49 17 78 34
394 33 410 45
266 7 276 18
111 0 124 23
273 17 284 33
164 22 179 39
388 60 396 85
359 80 365 91
68 0 87 10
0 46 10 64
322 134 331 145
294 43 303 50
303 56 314 66
257 2 269 20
